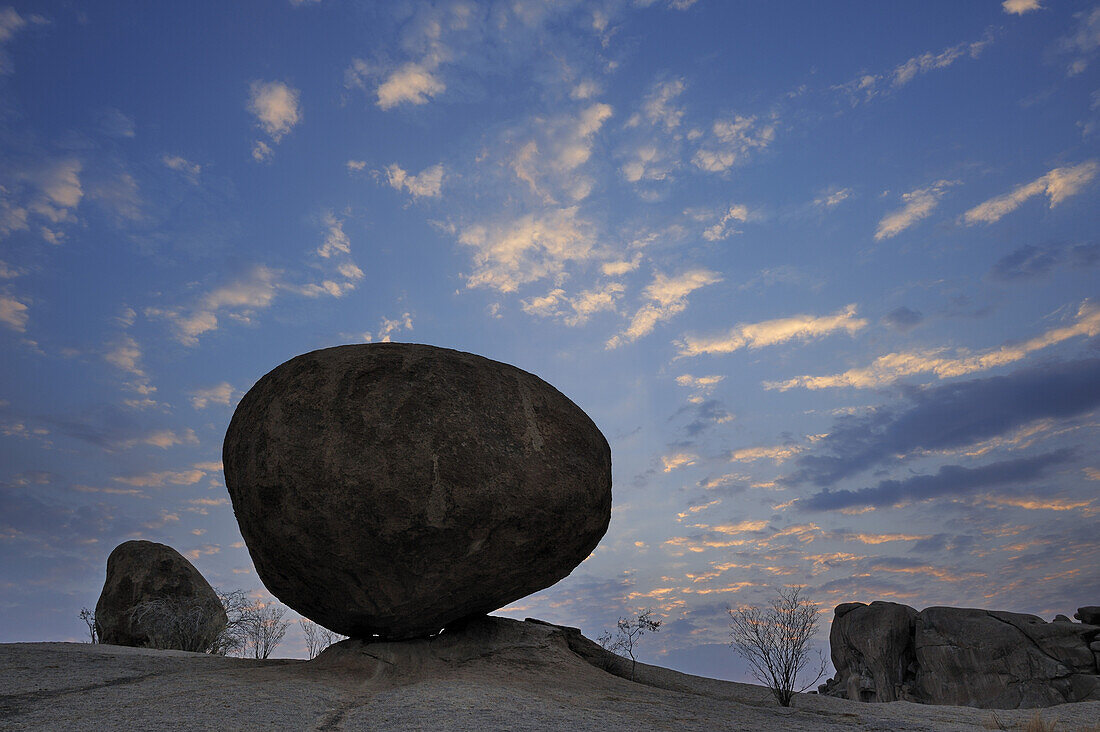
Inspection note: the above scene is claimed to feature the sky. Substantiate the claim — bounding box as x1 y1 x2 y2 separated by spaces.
1 0 1098 681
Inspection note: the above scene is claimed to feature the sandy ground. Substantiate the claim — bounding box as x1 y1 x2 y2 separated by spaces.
1 618 1098 731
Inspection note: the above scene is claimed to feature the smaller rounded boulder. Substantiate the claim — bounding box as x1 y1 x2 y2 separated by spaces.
95 540 227 651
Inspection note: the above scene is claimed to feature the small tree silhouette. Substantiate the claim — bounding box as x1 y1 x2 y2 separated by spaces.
78 607 98 644
243 602 289 659
599 608 661 681
299 618 344 660
728 586 827 707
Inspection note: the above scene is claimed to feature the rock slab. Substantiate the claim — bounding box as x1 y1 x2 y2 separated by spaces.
94 540 226 650
223 343 612 640
820 601 1100 708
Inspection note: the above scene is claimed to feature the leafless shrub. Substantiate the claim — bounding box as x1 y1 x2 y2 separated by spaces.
1023 711 1057 732
599 608 661 681
300 618 344 660
209 589 251 656
129 596 224 653
728 586 828 707
243 602 289 659
78 607 98 643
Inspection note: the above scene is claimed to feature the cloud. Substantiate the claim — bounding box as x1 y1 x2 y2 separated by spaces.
148 214 362 344
0 157 84 241
0 7 47 74
316 211 351 258
815 187 852 208
362 312 413 343
702 205 749 241
784 358 1100 487
104 335 155 398
1002 0 1042 14
875 179 956 240
248 80 301 142
729 445 802 464
676 374 724 404
891 34 992 87
607 269 722 348
662 452 697 472
963 161 1098 224
769 300 1100 390
0 293 29 332
97 107 135 138
634 78 685 131
834 31 992 104
376 61 446 110
162 154 201 181
509 103 613 203
189 382 235 409
386 163 445 199
521 283 625 326
346 160 367 174
675 303 866 358
692 115 776 173
882 306 923 332
621 143 675 184
113 469 207 488
457 206 598 293
799 450 1074 511
1060 6 1100 76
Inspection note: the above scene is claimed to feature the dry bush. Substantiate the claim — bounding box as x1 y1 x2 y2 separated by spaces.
599 609 661 681
128 596 223 652
1022 712 1057 732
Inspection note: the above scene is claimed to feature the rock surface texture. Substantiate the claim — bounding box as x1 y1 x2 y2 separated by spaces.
820 601 1100 708
94 540 226 650
223 343 612 640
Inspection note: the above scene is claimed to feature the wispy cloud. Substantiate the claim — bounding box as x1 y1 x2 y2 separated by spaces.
521 283 625 326
1002 0 1042 15
377 61 446 110
0 293 29 332
1060 6 1100 76
875 179 956 240
692 115 776 173
769 301 1100 390
457 206 598 293
607 269 722 348
386 163 445 199
835 31 993 104
702 204 750 241
362 312 413 343
963 161 1098 225
248 80 301 160
104 335 156 399
0 7 47 75
676 304 866 358
189 382 235 409
162 154 201 182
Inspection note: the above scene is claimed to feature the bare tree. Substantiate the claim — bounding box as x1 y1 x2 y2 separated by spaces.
599 608 662 681
209 589 251 656
299 619 344 660
728 586 827 707
78 607 98 644
243 602 289 659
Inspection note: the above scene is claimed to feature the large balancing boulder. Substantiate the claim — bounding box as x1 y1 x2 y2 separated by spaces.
223 343 612 640
95 540 227 650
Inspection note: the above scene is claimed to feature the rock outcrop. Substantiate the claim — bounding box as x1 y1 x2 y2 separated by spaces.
95 540 227 650
820 601 1100 708
223 343 612 640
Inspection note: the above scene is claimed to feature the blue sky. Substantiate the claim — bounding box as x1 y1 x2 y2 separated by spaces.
1 0 1098 679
